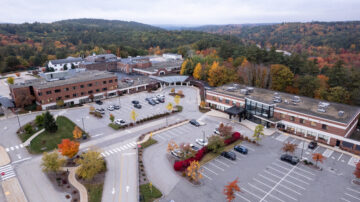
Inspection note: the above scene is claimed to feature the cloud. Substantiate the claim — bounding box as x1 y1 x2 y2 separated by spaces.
0 0 359 25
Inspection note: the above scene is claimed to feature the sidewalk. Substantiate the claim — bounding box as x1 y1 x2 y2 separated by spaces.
1 178 28 202
0 146 10 166
62 167 88 202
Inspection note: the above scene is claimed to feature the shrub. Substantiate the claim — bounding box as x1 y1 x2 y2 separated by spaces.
224 132 242 145
174 161 184 171
24 123 33 134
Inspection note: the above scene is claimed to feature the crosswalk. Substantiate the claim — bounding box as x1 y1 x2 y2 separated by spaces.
5 144 24 152
0 164 16 181
101 141 137 158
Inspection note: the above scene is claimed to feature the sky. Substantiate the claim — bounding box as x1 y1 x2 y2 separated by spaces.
1 0 359 25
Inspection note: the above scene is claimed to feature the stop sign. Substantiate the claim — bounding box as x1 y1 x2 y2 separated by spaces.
1 172 5 176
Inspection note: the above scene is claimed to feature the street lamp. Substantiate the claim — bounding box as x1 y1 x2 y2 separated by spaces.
81 117 86 133
15 109 22 131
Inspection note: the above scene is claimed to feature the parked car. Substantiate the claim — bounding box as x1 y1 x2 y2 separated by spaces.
95 109 105 115
95 100 103 105
132 100 139 104
234 145 248 154
280 154 300 165
145 98 151 102
158 98 165 103
189 119 200 127
214 128 220 135
308 141 318 149
152 98 159 104
195 138 208 146
156 94 165 99
190 144 200 151
134 104 142 109
148 100 156 105
171 149 182 159
113 105 120 110
221 151 236 161
115 119 126 125
107 105 114 111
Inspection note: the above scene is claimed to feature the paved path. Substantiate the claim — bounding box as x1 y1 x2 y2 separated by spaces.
0 146 10 166
63 167 88 202
22 129 44 147
1 177 28 202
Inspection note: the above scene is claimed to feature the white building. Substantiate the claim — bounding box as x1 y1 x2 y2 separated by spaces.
162 53 182 60
48 57 84 71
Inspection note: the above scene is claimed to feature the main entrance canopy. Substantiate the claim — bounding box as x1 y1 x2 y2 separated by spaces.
225 106 245 122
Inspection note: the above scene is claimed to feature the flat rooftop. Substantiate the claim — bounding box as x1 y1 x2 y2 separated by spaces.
116 72 155 88
209 83 360 124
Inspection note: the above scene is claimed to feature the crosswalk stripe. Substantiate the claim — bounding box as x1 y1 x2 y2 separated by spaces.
276 134 288 142
108 150 113 154
115 148 121 152
15 145 19 149
101 153 106 157
5 148 9 152
20 144 24 148
129 142 136 147
123 145 129 149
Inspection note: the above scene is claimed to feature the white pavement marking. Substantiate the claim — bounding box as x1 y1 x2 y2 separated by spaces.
215 159 231 167
290 139 297 144
331 156 335 159
344 193 360 201
297 142 308 149
342 160 345 163
123 145 129 149
220 157 237 164
253 178 297 201
108 150 113 154
10 147 14 150
263 170 306 190
322 149 334 158
111 149 118 153
129 142 136 147
17 154 21 159
20 144 23 148
348 156 360 167
276 134 289 142
0 165 16 181
200 172 212 180
15 145 19 149
209 162 225 171
249 183 285 202
294 166 316 176
258 174 302 195
338 153 344 161
115 148 121 152
291 171 314 181
101 153 106 157
5 148 9 152
235 193 251 202
340 198 351 202
313 146 320 153
120 146 125 150
156 135 165 141
243 145 255 152
347 187 360 194
242 188 263 200
112 187 115 194
202 166 218 175
105 151 110 156
267 166 309 185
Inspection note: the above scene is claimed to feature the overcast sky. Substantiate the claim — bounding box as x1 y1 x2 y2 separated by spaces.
1 0 359 25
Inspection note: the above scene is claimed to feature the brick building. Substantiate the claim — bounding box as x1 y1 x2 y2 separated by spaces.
78 54 119 71
205 83 360 153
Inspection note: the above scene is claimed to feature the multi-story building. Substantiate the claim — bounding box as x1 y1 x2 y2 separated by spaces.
48 57 84 71
78 54 119 71
10 70 118 109
205 83 360 153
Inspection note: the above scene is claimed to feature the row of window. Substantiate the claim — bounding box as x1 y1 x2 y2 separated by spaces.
283 114 328 130
213 96 242 106
38 79 117 96
42 88 109 104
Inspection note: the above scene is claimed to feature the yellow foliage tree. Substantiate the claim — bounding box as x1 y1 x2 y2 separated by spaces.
130 109 138 123
167 140 179 153
193 63 202 80
73 126 82 139
89 106 95 113
180 60 188 75
174 95 180 105
7 77 14 84
186 161 203 183
166 102 173 112
200 101 206 108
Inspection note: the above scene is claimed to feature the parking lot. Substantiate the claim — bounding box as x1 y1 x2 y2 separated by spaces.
144 115 360 202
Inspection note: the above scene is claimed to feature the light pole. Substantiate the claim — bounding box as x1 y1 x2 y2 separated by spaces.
300 140 305 160
81 117 86 133
202 130 205 142
16 109 21 131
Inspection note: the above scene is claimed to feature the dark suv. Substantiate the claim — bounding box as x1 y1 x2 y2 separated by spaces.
234 145 248 154
189 119 200 127
280 154 299 165
308 141 318 149
221 151 236 161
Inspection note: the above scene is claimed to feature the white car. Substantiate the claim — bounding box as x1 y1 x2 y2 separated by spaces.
195 138 208 146
171 149 182 158
115 119 126 125
214 128 220 135
107 105 114 111
156 94 165 98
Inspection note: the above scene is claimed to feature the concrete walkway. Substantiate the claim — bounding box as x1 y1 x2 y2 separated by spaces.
22 128 44 147
0 146 10 166
1 178 28 202
62 167 88 202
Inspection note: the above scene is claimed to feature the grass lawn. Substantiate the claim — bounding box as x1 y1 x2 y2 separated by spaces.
29 116 82 154
199 139 243 166
84 183 104 202
141 138 158 149
18 126 43 142
139 183 162 202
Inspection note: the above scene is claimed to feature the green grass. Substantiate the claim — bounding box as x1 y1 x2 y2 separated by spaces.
29 116 82 154
84 183 104 202
18 126 44 142
139 183 162 202
199 139 243 166
140 138 158 149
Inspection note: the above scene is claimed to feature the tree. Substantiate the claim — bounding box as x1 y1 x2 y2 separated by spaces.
298 75 320 97
56 99 64 107
63 64 68 70
73 126 82 139
35 113 45 126
327 60 348 88
167 140 179 153
170 88 175 93
180 60 188 75
312 153 325 166
177 90 184 97
166 102 173 112
282 142 297 154
354 161 360 179
253 124 264 143
76 150 105 180
208 62 225 87
200 101 206 108
58 139 79 158
186 161 203 183
174 95 180 105
15 72 20 77
7 77 14 84
218 123 233 138
109 114 115 122
326 86 351 104
88 94 94 102
130 109 138 123
43 111 58 133
89 106 95 113
41 151 66 173
207 135 225 153
193 63 203 79
14 93 34 108
224 178 241 202
179 143 196 159
270 64 294 91
24 123 33 134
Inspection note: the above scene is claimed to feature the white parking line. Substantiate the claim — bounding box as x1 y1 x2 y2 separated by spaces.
294 166 316 176
5 148 9 152
267 166 310 185
253 178 297 201
242 144 255 152
215 159 231 167
235 193 251 202
338 153 344 161
156 135 165 141
313 146 320 153
290 139 297 144
340 198 351 202
248 183 285 202
348 156 360 167
347 187 360 194
242 188 263 200
322 149 334 158
209 162 225 171
219 157 237 165
200 172 212 180
291 171 314 181
258 174 302 195
345 193 360 201
263 170 306 190
202 166 218 175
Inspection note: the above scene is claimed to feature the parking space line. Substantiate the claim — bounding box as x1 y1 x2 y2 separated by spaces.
219 157 237 165
345 193 360 201
200 172 212 180
248 183 285 202
263 170 306 190
202 166 218 175
338 153 344 161
272 162 290 171
242 188 263 200
253 179 297 201
340 198 351 202
215 159 231 167
258 174 302 195
294 166 316 176
347 187 360 194
313 146 320 153
242 144 255 152
209 162 225 171
291 171 314 181
235 193 251 202
322 149 334 158
156 135 166 141
267 166 310 185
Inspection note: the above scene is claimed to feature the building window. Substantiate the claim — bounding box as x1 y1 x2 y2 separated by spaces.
73 93 77 97
103 81 107 84
88 90 93 94
300 119 305 124
55 89 61 93
290 116 295 121
88 83 92 87
213 96 216 100
38 92 42 96
64 88 69 91
73 86 76 90
65 95 70 98
80 85 84 88
109 80 113 83
311 121 317 127
96 89 100 92
225 99 229 104
46 91 52 95
322 124 327 130
81 92 85 96
56 97 62 100
219 97 222 102
102 88 107 91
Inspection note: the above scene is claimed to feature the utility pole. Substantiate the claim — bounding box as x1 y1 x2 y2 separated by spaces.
300 140 305 160
81 117 86 133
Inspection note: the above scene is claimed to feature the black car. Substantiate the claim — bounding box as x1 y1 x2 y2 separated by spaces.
234 145 248 154
134 104 142 109
113 105 120 110
308 141 318 149
280 154 299 165
189 119 200 127
158 98 165 103
132 100 139 104
221 151 236 161
95 100 103 105
190 144 200 151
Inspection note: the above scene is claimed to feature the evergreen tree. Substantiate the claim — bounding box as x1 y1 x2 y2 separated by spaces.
43 111 58 133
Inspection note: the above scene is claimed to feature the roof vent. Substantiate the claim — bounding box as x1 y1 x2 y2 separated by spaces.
291 96 301 103
317 102 330 113
246 87 254 93
226 87 236 92
273 93 282 103
338 111 345 117
240 89 249 95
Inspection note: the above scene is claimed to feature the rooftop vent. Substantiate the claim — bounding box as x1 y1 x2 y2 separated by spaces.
338 111 345 117
240 89 249 95
317 102 330 113
272 93 282 103
291 96 301 103
246 87 254 93
226 87 236 92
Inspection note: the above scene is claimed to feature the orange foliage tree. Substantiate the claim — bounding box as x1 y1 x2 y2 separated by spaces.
282 142 297 154
58 139 79 158
354 161 360 179
224 178 241 202
73 126 82 139
312 153 325 166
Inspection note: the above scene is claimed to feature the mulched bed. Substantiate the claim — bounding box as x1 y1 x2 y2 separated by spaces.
46 171 80 202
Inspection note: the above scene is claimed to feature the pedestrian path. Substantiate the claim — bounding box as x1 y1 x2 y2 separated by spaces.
0 164 16 181
100 141 137 157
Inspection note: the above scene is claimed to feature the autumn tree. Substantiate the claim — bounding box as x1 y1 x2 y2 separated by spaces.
109 113 115 122
270 64 294 91
130 109 138 123
15 93 35 108
56 99 64 107
177 90 184 97
73 126 82 139
180 60 187 75
41 151 66 173
170 88 175 93
43 111 58 133
282 142 297 154
179 143 196 159
58 139 80 158
253 124 265 143
166 102 173 112
89 106 95 113
193 63 203 80
312 153 325 166
167 140 179 153
15 72 20 77
207 135 225 154
186 161 203 183
7 77 14 84
354 161 360 179
200 101 206 108
76 150 105 180
218 123 233 138
326 86 351 104
224 178 241 202
174 95 180 105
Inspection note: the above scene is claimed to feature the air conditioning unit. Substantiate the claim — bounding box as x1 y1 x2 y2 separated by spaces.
338 111 345 117
246 87 254 93
240 89 249 95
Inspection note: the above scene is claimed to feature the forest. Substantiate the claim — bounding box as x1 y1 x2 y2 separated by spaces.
0 19 359 106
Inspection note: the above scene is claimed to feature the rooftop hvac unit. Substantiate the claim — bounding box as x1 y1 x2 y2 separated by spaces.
338 111 345 117
226 87 236 92
292 96 301 103
318 102 330 108
246 87 254 93
317 107 326 113
240 89 249 95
